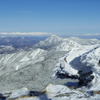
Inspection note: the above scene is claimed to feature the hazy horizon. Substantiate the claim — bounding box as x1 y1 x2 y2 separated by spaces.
0 34 100 40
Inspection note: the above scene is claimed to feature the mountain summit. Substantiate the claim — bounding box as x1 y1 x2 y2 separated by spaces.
33 35 63 50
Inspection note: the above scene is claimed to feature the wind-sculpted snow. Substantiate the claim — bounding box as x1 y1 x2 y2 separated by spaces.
53 47 93 78
50 45 100 99
81 46 100 90
53 45 100 90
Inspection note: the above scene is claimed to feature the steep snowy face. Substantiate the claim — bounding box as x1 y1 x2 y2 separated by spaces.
53 45 100 89
81 47 100 70
53 45 95 78
52 48 86 79
80 46 100 89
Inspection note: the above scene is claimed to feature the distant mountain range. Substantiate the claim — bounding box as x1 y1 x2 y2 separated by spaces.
0 36 47 47
0 36 47 53
0 35 99 54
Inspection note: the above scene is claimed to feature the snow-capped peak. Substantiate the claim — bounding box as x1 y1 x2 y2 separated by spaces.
41 35 62 44
32 35 63 50
47 35 62 41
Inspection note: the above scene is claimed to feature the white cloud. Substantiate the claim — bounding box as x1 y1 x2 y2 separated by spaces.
84 33 100 36
73 33 100 36
0 32 52 36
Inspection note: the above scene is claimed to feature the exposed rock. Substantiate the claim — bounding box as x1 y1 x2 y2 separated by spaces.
70 86 77 89
30 91 41 96
0 93 6 100
98 60 100 66
93 90 100 94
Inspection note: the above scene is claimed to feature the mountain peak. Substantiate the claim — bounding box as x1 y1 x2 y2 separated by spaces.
45 35 62 42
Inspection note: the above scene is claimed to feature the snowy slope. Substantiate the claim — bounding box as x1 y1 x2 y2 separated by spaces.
53 45 100 90
50 39 82 51
68 37 100 45
0 48 67 92
0 48 47 75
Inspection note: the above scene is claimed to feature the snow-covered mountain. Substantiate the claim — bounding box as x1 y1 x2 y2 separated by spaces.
33 35 100 51
32 35 63 50
0 36 46 53
0 35 99 53
0 35 100 100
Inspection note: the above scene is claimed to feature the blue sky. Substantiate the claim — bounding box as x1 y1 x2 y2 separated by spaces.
0 0 100 37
